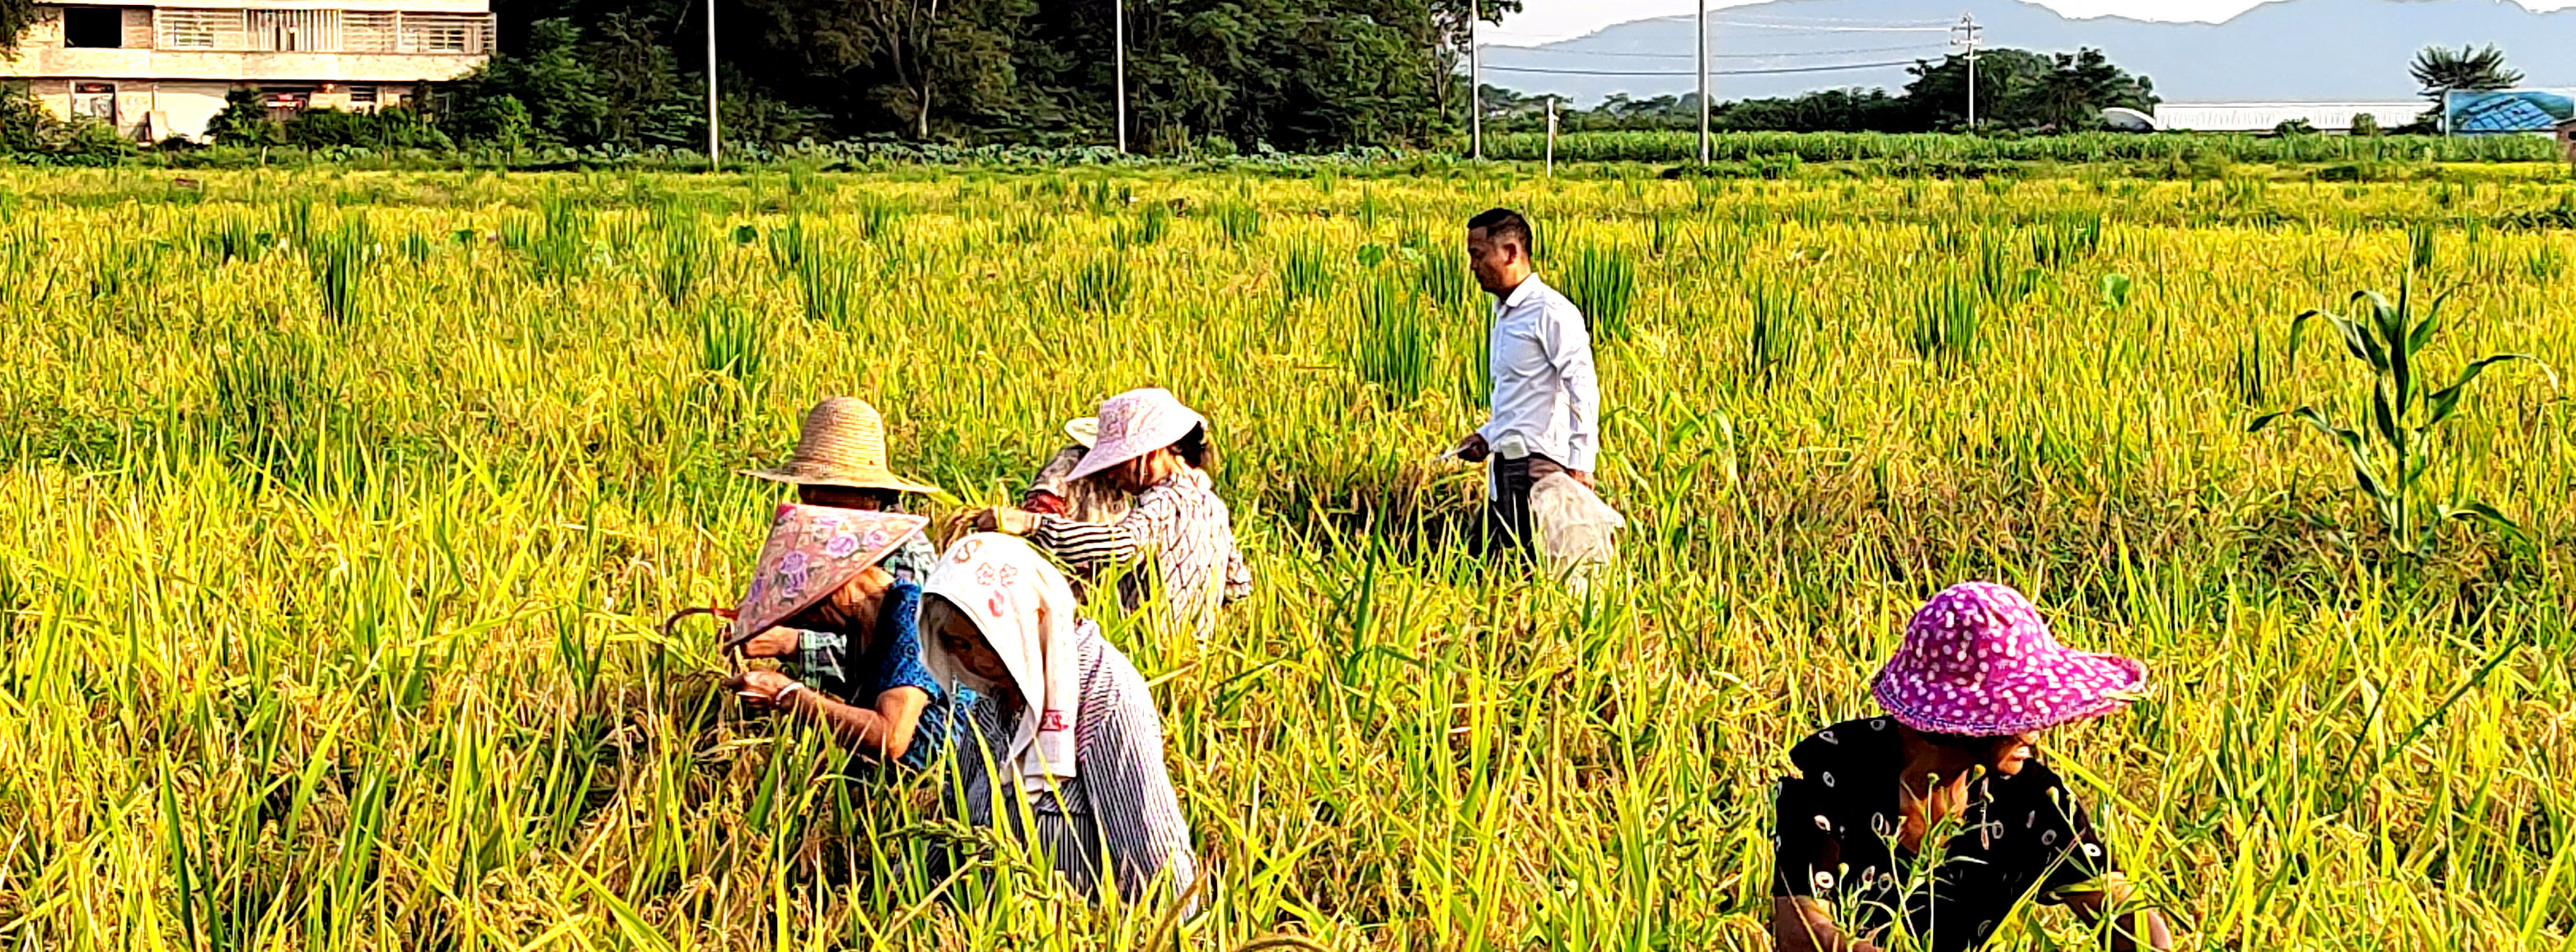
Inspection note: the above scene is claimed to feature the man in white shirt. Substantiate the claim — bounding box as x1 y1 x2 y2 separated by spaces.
1449 208 1601 556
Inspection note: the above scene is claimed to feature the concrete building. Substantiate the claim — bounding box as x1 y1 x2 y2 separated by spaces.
2558 117 2576 162
2152 102 2421 134
2 0 494 142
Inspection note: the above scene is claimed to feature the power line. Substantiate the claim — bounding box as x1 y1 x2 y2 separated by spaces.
1712 21 1952 32
1483 58 1932 78
1492 42 1951 61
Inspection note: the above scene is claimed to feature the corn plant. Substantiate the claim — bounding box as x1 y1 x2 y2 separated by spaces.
2251 276 2554 554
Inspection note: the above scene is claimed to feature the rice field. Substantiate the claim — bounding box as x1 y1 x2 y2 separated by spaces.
1 165 2572 951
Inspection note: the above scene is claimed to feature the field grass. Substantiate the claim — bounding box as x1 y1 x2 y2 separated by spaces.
0 166 2572 951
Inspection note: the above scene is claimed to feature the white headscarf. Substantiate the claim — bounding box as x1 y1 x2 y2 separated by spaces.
921 533 1085 789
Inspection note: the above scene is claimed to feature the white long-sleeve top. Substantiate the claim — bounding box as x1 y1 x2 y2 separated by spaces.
1478 274 1601 472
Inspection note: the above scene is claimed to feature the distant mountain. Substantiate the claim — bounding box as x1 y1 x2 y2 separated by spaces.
1482 0 2576 106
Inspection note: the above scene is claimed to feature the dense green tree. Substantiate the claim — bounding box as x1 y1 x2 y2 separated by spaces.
2 0 35 59
2410 45 2522 128
207 89 284 146
437 19 608 146
1903 47 2152 132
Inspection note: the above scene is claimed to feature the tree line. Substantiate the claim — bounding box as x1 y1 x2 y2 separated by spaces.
433 0 1521 153
1486 44 2536 138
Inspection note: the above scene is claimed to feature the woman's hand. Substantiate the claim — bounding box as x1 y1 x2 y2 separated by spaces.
973 507 1040 537
724 670 808 711
738 626 801 659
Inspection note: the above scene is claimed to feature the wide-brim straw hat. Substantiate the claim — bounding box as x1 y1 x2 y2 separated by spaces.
1064 417 1098 448
740 397 943 495
1871 581 2147 737
728 504 930 647
1065 388 1207 482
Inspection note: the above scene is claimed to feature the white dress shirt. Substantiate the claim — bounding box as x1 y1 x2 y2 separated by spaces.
1478 274 1600 473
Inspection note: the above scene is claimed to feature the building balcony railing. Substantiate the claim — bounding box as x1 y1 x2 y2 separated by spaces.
151 9 493 55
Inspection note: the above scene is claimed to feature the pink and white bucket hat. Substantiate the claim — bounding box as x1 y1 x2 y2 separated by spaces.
1064 388 1208 482
726 504 930 649
1871 582 2147 736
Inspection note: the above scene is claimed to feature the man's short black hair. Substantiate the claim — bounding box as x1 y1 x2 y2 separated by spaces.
1467 207 1534 257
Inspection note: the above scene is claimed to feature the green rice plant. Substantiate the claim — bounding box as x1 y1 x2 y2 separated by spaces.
2230 324 2274 407
767 215 809 270
1213 201 1261 242
1559 244 1636 340
1351 275 1434 404
1909 282 1980 367
0 223 42 302
2029 211 2103 270
88 238 161 301
1419 239 1473 310
400 230 435 265
208 325 329 484
1745 279 1805 388
196 213 271 266
1003 210 1051 245
2525 242 2566 284
855 197 905 242
2251 275 2557 555
656 208 713 307
531 194 595 282
696 298 768 395
1066 255 1132 313
1975 228 2040 307
307 218 374 322
1277 240 1332 302
1131 203 1171 246
796 246 856 324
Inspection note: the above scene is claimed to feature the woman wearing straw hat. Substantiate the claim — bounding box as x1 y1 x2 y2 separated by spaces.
721 504 958 770
1773 582 2171 952
973 388 1251 642
742 397 944 584
920 534 1198 907
1019 416 1132 525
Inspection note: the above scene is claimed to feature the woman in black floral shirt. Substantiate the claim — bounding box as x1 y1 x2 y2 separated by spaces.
1773 582 2172 952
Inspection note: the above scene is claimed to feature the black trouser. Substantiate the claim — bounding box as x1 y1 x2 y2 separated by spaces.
1485 453 1567 558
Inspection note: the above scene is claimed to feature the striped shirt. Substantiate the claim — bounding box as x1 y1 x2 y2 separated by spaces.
1032 467 1251 641
941 622 1198 905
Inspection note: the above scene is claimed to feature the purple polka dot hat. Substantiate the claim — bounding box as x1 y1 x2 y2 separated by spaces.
1871 581 2147 737
728 504 929 648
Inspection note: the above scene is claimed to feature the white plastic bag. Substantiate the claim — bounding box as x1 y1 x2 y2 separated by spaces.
1529 472 1624 593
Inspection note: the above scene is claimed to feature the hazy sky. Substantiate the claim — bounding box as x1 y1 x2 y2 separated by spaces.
1485 0 2576 45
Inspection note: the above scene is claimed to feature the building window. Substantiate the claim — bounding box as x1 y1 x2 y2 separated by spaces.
157 9 236 49
72 82 117 123
62 7 124 48
349 85 377 105
249 9 340 52
398 14 489 54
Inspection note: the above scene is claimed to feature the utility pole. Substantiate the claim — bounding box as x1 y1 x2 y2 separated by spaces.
705 0 719 168
1954 13 1981 130
1115 0 1128 153
1546 96 1557 176
1697 0 1709 164
1469 0 1483 161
